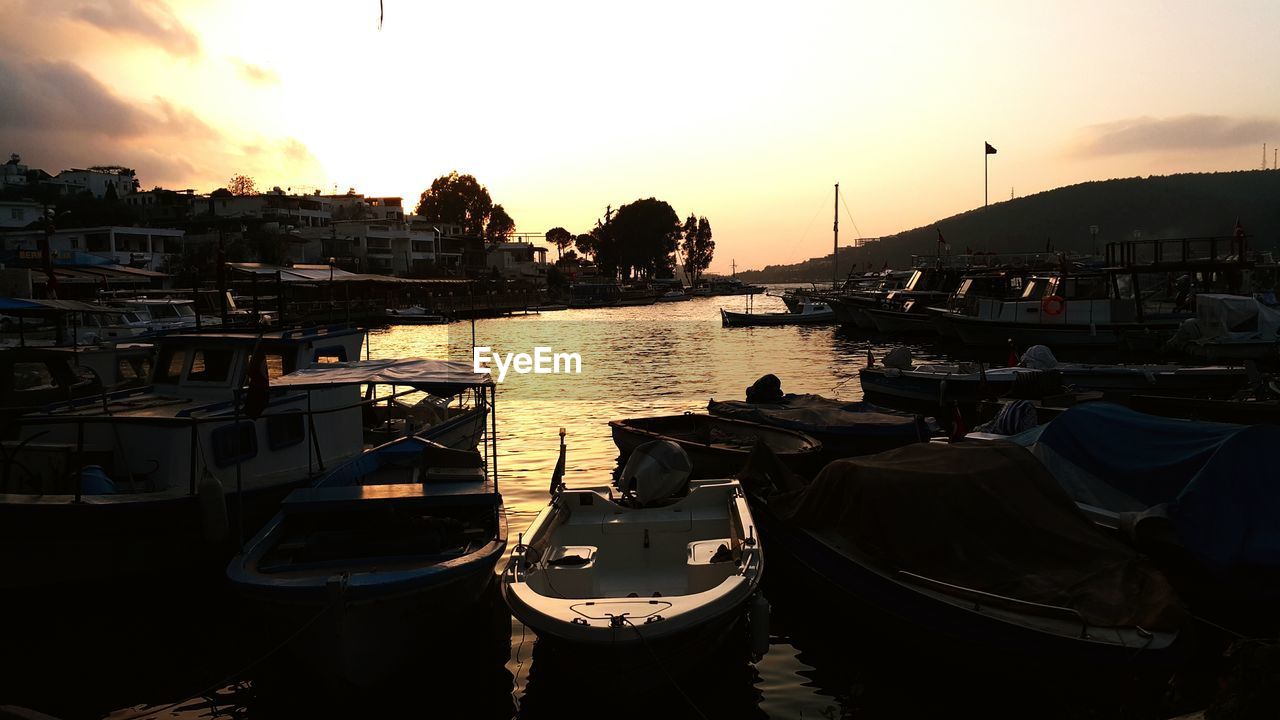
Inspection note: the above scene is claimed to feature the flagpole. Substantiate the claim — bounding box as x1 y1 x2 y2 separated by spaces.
984 144 988 208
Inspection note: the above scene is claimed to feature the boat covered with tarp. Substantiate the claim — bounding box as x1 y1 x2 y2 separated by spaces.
745 440 1185 663
1025 403 1280 627
609 413 822 478
709 382 930 459
1163 293 1280 361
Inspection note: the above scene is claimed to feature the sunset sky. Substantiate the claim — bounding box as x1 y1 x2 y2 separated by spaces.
2 0 1278 272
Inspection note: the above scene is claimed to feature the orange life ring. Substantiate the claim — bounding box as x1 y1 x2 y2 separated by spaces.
1041 295 1065 316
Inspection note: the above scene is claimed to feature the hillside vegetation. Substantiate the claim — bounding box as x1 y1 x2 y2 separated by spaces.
738 170 1280 283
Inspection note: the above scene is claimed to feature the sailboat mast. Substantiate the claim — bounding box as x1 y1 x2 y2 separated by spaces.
833 182 839 289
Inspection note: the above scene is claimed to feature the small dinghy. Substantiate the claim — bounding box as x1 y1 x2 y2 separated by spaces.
721 301 834 327
502 437 764 660
609 413 821 478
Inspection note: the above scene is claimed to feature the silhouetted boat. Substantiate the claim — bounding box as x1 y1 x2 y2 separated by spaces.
720 302 834 327
609 413 821 477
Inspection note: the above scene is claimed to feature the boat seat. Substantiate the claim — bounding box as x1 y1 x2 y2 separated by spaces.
687 539 737 592
540 545 598 598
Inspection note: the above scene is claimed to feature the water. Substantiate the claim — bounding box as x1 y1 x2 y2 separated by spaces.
5 290 1179 719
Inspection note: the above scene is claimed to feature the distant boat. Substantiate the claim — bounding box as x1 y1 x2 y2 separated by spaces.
609 414 822 478
656 289 692 302
384 305 447 324
720 302 834 327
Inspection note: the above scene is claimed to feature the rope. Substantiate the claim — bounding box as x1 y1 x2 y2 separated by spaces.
839 192 863 240
121 604 332 720
619 616 710 720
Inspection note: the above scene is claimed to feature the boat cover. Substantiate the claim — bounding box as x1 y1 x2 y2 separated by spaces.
1031 402 1280 574
709 394 926 440
777 441 1183 629
274 358 493 395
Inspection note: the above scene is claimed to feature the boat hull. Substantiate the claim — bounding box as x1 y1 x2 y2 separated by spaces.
943 314 1179 348
609 415 822 478
720 308 835 327
864 308 941 335
748 495 1181 667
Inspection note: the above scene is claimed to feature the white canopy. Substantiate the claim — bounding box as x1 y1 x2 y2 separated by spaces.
274 358 492 395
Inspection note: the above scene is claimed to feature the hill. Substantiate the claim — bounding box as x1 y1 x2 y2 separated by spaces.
737 170 1280 283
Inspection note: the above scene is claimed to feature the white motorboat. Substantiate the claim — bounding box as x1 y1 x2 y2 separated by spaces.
385 305 447 324
502 440 763 655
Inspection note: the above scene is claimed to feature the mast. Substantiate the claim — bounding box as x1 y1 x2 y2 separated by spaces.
833 182 839 289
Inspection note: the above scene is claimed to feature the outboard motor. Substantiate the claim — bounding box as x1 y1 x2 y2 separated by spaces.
618 440 693 506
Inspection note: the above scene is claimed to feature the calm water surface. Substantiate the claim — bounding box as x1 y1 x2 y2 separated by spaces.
9 290 1165 719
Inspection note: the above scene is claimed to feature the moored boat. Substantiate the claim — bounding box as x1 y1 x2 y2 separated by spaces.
502 440 763 664
720 302 834 327
609 413 821 477
739 441 1185 664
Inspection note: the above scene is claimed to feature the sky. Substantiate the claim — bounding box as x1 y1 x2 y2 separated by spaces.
2 0 1278 272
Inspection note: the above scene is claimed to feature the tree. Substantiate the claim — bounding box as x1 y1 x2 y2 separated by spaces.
545 226 573 260
227 174 257 196
485 204 515 242
680 214 698 280
609 198 681 279
686 216 715 285
415 171 492 237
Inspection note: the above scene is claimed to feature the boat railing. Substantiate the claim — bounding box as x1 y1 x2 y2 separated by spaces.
1105 236 1251 270
896 570 1089 635
6 382 497 505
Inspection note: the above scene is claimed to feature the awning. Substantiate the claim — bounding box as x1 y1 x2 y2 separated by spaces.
273 358 493 395
0 297 117 314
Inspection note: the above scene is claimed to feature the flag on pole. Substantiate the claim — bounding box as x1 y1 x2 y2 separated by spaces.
985 142 998 155
936 228 947 248
1234 218 1246 238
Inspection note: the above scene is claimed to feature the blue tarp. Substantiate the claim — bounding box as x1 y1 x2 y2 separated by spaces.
1035 402 1280 573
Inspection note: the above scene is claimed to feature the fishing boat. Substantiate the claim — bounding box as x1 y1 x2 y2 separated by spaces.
858 347 1248 415
738 441 1185 664
502 439 764 663
384 305 447 324
567 281 621 308
1163 294 1280 362
656 289 692 303
861 266 964 335
720 302 833 327
226 359 501 686
609 413 821 478
0 326 368 589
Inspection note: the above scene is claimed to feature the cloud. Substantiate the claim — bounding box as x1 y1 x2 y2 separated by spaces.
233 59 279 86
1075 114 1280 156
64 0 200 58
0 58 149 135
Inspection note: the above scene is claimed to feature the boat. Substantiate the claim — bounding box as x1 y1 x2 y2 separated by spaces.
0 326 368 589
502 439 763 662
656 289 692 303
1126 393 1280 425
1163 294 1280 362
858 346 1248 415
384 305 447 324
228 428 504 686
862 266 965 335
1022 402 1280 634
567 281 621 308
720 301 834 327
708 386 931 460
690 277 765 297
824 271 914 328
609 413 822 478
738 440 1185 664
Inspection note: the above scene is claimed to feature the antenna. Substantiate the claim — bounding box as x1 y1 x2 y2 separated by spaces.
1265 143 1269 171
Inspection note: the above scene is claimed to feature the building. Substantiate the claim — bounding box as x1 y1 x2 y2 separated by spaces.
1 225 185 272
486 241 548 282
0 200 44 229
324 193 405 223
321 219 437 276
52 168 139 198
203 188 332 228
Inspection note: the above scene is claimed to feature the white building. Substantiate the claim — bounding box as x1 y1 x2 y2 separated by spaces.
486 241 548 282
0 200 44 229
1 225 185 272
53 168 139 198
204 188 332 228
324 219 437 276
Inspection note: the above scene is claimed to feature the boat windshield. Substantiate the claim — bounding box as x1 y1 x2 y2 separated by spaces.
1020 277 1052 300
